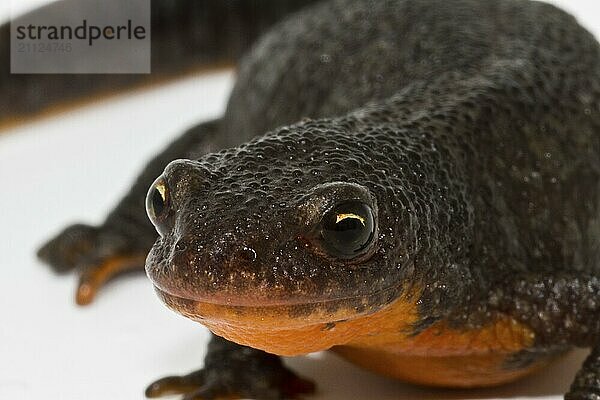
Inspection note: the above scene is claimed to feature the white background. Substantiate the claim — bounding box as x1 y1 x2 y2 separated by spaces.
1 1 599 399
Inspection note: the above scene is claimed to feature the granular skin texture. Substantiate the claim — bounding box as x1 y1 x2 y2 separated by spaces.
37 0 600 398
147 0 600 341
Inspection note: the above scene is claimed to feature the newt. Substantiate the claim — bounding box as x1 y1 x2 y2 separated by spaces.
34 0 600 399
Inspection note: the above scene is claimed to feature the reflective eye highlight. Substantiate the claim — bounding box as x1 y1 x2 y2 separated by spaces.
336 213 366 225
146 177 172 236
320 201 375 259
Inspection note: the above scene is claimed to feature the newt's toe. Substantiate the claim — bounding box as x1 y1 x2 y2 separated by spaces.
37 224 99 273
145 370 205 398
75 253 147 305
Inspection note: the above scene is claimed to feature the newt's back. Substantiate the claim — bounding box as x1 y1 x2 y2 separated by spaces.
220 0 600 280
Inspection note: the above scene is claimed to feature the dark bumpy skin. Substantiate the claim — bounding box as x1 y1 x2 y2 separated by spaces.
38 0 600 399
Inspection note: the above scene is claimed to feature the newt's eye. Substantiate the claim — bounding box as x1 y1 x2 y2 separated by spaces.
146 177 172 236
320 201 375 259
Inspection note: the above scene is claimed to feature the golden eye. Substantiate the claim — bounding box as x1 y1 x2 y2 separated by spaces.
146 177 172 236
321 201 375 259
335 213 366 225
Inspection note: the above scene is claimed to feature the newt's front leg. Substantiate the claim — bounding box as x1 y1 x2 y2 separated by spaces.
146 335 315 400
492 273 600 400
37 223 149 305
567 346 600 400
37 119 226 304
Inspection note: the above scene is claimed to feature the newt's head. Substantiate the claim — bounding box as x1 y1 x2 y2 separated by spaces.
145 118 470 355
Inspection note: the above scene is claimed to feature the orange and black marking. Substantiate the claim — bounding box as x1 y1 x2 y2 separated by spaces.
155 285 558 388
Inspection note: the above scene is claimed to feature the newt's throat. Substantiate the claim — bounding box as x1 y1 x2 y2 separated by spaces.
155 285 534 356
155 285 548 387
154 286 419 355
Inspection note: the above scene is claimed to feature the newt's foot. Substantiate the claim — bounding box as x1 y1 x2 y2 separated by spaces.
146 338 315 400
566 346 600 400
38 223 147 305
145 367 314 400
565 392 600 400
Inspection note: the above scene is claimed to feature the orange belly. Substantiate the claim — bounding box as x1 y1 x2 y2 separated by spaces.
332 296 552 387
332 346 560 387
163 286 553 388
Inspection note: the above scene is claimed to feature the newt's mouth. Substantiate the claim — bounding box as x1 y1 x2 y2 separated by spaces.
152 285 416 356
146 255 405 314
153 285 381 328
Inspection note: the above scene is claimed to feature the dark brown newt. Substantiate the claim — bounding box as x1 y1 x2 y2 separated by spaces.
35 0 600 399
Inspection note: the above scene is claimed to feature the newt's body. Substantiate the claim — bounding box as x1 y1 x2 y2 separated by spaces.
33 0 600 399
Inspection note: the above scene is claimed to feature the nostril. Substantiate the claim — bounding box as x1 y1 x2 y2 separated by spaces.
165 238 192 273
174 240 187 253
237 246 257 263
